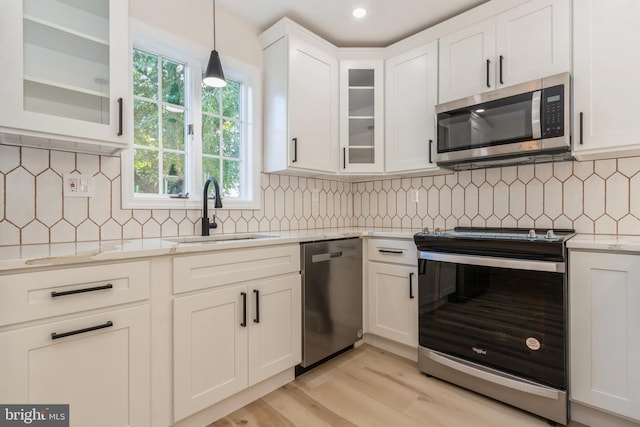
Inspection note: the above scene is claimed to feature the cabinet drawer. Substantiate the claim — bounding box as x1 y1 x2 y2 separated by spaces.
173 244 300 294
367 238 417 266
0 261 150 326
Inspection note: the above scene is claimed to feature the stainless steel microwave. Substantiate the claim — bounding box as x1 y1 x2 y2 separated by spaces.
435 72 572 170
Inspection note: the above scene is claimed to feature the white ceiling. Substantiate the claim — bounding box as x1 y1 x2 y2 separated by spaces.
216 0 490 47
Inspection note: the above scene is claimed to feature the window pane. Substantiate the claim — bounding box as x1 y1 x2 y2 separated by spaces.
222 119 240 158
202 116 221 156
222 80 240 119
163 152 185 195
202 85 220 114
133 50 158 100
202 157 221 184
134 148 159 194
162 59 185 106
223 159 240 197
162 107 184 151
134 99 158 147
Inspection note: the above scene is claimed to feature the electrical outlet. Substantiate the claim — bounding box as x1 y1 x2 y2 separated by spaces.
64 174 94 198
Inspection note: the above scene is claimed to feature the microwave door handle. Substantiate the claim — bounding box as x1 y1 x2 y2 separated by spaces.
532 90 542 139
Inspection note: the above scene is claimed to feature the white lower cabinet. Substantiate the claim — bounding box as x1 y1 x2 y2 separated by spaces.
569 250 640 422
173 273 301 422
366 238 418 348
0 305 151 427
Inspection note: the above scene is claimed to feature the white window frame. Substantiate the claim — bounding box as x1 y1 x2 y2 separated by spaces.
122 20 261 210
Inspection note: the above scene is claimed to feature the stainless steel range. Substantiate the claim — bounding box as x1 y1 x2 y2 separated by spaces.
414 227 575 426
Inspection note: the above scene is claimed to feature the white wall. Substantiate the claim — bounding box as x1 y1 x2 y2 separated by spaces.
129 0 263 68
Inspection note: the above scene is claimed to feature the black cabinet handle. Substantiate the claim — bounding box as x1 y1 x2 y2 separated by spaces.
486 59 491 88
292 138 298 163
253 289 260 323
117 98 123 136
499 55 504 85
409 272 415 299
379 249 403 254
343 147 346 169
409 273 415 299
51 284 113 298
579 112 584 145
428 139 433 164
51 321 113 340
241 292 247 327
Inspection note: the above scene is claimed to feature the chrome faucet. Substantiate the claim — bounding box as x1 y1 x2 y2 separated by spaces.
202 177 223 236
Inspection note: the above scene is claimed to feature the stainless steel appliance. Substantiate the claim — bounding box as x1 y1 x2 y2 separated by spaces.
414 227 574 425
299 238 362 370
436 72 571 170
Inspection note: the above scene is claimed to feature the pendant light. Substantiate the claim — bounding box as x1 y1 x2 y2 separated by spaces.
203 0 226 87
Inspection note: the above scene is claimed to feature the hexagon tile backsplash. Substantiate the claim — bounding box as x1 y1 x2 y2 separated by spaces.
1 144 640 246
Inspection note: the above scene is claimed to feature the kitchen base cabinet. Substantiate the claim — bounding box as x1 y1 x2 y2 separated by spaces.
0 305 151 427
569 250 640 423
366 238 418 348
173 273 301 423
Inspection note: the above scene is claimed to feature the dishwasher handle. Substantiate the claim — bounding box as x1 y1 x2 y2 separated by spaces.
311 249 357 263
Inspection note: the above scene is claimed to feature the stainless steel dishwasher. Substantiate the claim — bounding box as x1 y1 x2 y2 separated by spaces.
299 238 363 370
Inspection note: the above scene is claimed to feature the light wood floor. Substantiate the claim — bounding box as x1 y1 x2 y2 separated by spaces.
209 344 587 427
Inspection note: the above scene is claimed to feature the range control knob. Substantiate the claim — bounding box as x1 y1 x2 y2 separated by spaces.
527 229 538 239
545 230 557 239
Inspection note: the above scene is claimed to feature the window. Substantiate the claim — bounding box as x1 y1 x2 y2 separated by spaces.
123 24 261 210
132 49 188 196
201 80 243 198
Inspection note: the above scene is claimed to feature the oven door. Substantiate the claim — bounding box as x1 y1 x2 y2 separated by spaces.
418 252 566 390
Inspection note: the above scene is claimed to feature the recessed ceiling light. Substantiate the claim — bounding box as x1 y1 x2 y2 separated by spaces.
352 8 367 19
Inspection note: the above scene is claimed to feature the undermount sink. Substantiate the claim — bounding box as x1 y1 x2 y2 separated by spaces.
165 234 276 244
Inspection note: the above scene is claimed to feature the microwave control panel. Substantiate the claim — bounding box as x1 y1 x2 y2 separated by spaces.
541 84 564 138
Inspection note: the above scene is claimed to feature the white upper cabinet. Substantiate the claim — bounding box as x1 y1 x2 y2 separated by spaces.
261 18 339 174
573 0 640 160
439 18 496 103
439 0 570 103
339 54 384 174
0 0 129 154
385 40 440 173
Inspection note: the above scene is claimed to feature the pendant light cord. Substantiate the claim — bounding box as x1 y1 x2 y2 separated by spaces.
212 0 217 50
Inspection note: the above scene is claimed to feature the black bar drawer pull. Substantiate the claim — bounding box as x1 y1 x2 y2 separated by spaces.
51 284 113 298
241 292 247 327
499 55 504 85
579 112 584 145
428 139 433 164
117 98 123 136
292 138 298 163
51 321 113 340
379 249 403 255
486 59 491 88
253 289 260 323
343 147 346 169
409 272 415 299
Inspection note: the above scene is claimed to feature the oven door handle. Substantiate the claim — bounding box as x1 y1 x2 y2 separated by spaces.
418 251 565 273
428 351 560 400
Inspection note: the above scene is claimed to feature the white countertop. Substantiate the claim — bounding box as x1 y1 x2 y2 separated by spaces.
0 228 420 272
567 234 640 253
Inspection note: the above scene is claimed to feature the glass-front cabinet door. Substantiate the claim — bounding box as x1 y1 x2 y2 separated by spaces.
0 0 129 154
339 56 384 173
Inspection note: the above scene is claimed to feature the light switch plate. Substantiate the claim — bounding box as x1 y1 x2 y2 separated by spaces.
63 174 94 198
